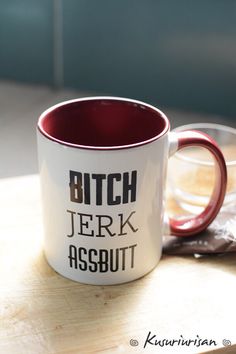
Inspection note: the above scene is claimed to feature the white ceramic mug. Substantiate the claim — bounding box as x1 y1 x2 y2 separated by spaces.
37 97 227 285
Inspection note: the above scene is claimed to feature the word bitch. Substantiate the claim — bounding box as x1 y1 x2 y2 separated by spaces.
69 170 137 206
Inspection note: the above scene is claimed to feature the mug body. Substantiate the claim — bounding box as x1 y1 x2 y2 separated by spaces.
37 97 170 285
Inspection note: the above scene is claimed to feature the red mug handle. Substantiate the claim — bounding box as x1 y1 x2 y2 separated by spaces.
167 130 227 237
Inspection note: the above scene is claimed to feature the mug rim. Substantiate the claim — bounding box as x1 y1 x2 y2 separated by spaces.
37 96 170 150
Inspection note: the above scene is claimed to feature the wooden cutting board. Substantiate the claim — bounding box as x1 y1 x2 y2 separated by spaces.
0 174 235 354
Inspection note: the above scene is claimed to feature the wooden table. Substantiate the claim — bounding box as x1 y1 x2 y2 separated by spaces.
0 174 235 354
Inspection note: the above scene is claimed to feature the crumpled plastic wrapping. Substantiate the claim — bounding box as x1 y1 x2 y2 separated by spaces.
163 205 236 255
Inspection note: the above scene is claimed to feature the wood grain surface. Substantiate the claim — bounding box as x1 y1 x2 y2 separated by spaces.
0 174 235 354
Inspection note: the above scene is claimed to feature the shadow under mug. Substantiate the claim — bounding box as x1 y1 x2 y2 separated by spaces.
37 97 227 285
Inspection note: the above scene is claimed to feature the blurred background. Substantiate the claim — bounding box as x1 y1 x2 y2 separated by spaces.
0 0 236 177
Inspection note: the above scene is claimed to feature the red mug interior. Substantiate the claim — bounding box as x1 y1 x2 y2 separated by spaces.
38 97 169 149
